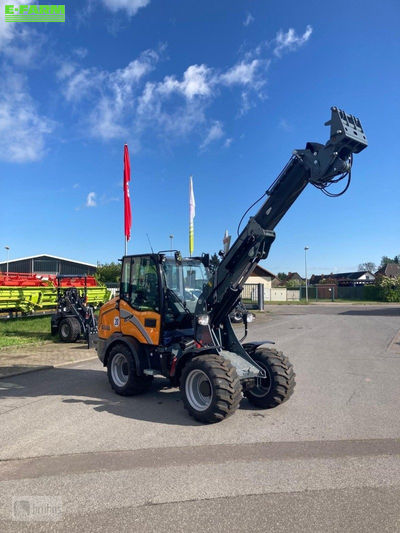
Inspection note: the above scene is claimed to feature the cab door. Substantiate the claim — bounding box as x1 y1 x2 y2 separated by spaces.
119 255 161 345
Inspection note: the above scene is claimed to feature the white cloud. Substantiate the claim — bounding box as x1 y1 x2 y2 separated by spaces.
220 59 264 86
155 64 214 100
243 12 254 27
60 48 160 139
0 71 54 162
0 0 24 49
0 3 54 162
136 57 268 143
57 26 312 148
0 0 46 67
273 25 313 57
61 48 159 102
224 137 233 148
57 62 76 81
200 121 224 149
86 192 96 207
73 47 88 59
278 118 293 132
100 0 150 16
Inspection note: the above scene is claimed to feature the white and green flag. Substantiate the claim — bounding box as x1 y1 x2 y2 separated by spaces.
189 176 195 256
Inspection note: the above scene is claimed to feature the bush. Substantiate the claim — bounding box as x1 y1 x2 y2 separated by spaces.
363 276 400 302
377 276 400 302
96 262 121 283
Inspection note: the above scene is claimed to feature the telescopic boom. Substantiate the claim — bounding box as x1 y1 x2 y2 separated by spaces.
196 107 368 327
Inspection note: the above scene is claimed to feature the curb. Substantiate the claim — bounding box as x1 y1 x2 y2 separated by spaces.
0 356 98 380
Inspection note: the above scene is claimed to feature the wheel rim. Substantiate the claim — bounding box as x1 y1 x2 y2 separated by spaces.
251 362 272 397
185 369 213 411
60 323 70 338
111 353 129 387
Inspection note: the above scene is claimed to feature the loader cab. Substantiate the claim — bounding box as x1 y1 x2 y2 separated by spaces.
119 253 210 346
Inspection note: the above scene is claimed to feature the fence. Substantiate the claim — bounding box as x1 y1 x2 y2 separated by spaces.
242 284 300 306
298 285 368 301
236 282 394 310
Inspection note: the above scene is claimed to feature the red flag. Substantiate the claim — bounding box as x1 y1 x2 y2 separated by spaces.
123 145 132 241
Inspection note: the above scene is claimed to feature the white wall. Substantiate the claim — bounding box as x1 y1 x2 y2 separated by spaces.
244 284 300 302
248 275 272 290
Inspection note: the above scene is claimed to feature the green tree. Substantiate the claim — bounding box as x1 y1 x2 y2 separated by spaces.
96 262 121 283
277 272 288 281
380 255 399 268
209 253 221 271
358 262 376 273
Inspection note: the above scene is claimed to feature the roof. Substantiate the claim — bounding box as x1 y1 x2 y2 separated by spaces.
311 271 374 282
376 263 400 278
0 254 96 268
329 271 374 280
287 272 304 281
249 264 277 279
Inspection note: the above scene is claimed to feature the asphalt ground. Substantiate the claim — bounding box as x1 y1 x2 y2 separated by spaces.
0 304 399 531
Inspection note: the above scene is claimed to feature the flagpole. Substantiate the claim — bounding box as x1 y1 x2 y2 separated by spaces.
189 175 195 258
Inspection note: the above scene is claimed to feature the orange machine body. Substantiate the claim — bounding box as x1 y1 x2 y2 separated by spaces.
98 297 161 346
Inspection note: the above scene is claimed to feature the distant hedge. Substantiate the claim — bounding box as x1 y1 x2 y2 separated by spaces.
364 276 400 302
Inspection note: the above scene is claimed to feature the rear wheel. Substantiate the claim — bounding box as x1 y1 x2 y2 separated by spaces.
180 354 242 423
59 317 80 343
107 344 152 396
244 348 295 408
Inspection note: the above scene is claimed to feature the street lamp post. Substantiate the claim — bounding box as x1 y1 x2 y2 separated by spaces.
304 246 309 302
169 234 174 250
4 246 10 279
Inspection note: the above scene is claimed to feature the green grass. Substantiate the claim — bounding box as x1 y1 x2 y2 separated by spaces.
0 316 53 348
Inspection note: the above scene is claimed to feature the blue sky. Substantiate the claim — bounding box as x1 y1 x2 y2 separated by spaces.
0 0 399 276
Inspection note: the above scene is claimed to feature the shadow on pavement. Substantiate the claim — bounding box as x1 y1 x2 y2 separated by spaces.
0 365 256 426
340 307 400 317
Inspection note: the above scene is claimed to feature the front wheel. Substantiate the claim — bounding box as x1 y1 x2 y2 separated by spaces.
107 344 153 396
59 317 80 342
244 348 295 408
180 354 242 423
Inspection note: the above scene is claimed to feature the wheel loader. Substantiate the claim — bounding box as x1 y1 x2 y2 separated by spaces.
96 107 367 423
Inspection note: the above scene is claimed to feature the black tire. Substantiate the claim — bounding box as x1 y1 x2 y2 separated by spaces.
107 344 153 396
244 348 295 408
59 317 80 343
180 354 242 423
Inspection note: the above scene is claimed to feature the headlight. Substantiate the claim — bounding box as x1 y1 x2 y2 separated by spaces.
197 314 209 326
246 313 255 323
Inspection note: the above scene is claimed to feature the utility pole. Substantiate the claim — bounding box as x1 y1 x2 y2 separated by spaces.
4 246 10 279
169 234 174 250
304 246 309 302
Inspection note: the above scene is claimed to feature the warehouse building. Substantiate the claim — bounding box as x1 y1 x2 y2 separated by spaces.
0 254 97 276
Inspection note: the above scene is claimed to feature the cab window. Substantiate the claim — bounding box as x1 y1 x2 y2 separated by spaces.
127 256 160 312
120 258 131 301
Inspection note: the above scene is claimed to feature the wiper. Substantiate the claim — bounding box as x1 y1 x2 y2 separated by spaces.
166 288 191 315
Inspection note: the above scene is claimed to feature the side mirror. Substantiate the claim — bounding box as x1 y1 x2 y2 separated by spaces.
201 253 210 269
